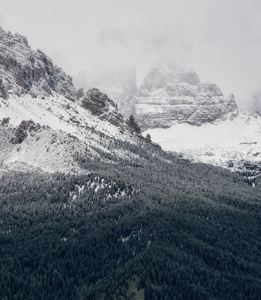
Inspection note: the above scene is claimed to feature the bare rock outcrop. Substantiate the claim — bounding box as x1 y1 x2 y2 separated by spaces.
0 27 77 100
86 65 137 118
78 88 141 134
11 120 40 144
127 115 141 135
1 117 10 126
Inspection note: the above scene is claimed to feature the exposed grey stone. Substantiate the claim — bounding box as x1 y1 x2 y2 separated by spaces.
133 62 237 129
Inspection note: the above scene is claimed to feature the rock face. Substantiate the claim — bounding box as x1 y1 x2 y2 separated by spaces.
127 115 141 135
10 120 40 144
78 88 126 128
0 26 77 100
87 66 137 118
134 62 237 129
78 88 142 134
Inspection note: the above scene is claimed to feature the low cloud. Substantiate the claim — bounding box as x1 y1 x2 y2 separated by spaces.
1 0 261 109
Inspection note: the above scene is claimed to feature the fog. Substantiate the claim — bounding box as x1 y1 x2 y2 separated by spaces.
1 0 261 108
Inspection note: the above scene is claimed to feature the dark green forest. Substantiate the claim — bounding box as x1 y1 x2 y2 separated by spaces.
0 141 261 299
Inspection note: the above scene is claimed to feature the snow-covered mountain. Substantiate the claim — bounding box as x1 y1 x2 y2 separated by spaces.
1 26 260 178
145 109 261 176
134 62 237 130
0 27 143 174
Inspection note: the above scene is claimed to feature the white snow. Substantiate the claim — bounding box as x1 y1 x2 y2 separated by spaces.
0 93 138 173
0 93 124 140
144 110 261 171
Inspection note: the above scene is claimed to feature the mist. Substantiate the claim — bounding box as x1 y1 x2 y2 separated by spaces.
1 0 261 109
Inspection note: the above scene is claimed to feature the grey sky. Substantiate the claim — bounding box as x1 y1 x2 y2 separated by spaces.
1 0 261 108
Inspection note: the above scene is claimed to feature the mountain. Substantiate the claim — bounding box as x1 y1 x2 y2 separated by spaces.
133 62 237 130
0 27 77 101
86 65 137 118
1 27 261 300
0 27 142 173
0 90 141 173
129 61 261 176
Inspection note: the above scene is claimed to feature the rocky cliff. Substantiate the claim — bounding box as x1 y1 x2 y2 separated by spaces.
86 65 137 118
134 62 237 129
77 88 140 134
0 26 77 100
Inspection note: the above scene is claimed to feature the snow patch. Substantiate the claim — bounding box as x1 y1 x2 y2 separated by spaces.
145 110 261 173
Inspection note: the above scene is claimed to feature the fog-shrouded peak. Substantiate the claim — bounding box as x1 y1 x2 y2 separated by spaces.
84 64 137 118
134 60 237 129
139 62 200 92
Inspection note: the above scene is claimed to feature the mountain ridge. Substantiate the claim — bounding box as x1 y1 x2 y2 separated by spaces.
0 26 143 174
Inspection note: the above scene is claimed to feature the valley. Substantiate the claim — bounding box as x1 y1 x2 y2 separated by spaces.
0 25 261 300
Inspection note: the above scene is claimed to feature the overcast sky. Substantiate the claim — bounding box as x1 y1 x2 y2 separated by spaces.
1 0 261 108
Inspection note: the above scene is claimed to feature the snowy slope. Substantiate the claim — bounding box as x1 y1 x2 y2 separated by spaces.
144 110 261 175
0 93 140 173
0 26 146 174
0 93 127 139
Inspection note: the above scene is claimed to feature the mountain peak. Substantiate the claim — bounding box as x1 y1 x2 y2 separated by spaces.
140 62 200 91
0 26 77 101
79 88 124 127
134 61 237 129
85 65 137 118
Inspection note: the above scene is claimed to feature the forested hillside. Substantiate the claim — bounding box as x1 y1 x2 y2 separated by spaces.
1 142 261 299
